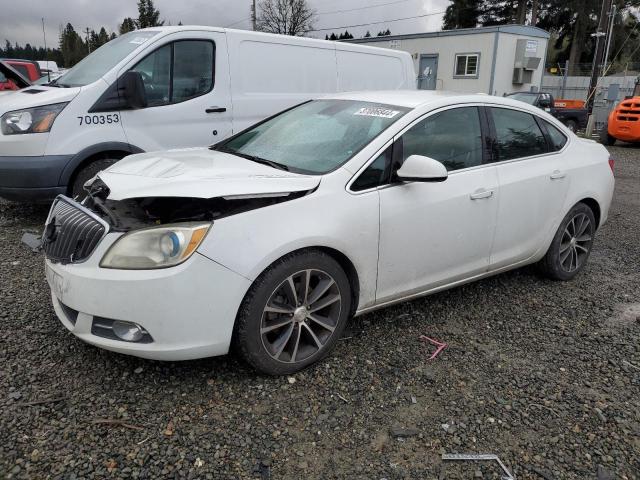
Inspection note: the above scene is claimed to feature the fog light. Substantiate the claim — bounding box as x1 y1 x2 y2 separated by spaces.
112 320 144 342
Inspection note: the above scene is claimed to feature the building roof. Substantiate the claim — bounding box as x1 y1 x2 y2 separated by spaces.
347 24 550 43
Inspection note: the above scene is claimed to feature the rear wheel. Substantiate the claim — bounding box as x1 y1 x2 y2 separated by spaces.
71 157 120 199
234 250 352 375
565 119 578 133
538 203 596 281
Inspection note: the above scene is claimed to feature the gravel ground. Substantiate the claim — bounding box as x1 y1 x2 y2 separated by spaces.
1 145 639 480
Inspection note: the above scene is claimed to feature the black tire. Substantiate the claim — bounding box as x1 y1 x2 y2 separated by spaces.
234 249 352 375
71 157 120 199
599 122 616 146
565 119 578 133
538 203 596 281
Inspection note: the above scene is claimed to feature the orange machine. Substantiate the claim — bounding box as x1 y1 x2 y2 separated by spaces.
602 76 640 145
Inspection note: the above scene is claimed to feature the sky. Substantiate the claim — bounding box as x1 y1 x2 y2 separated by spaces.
1 0 450 48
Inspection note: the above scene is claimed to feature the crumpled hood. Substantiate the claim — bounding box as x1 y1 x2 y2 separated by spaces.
97 147 321 200
0 86 80 113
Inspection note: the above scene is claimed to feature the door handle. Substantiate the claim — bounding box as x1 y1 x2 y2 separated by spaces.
206 106 227 113
550 170 566 180
470 189 494 200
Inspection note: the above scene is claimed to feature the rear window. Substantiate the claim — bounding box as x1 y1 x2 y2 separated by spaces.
490 107 548 161
544 120 568 151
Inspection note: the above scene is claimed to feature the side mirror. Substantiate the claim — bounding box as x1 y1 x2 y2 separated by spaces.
538 97 551 108
396 155 448 182
120 71 147 109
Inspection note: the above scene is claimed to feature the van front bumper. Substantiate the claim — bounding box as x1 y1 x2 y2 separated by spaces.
45 250 252 361
0 155 71 201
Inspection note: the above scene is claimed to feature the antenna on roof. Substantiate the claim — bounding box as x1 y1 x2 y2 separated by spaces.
42 17 50 83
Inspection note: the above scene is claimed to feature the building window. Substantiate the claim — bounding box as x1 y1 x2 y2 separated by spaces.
454 53 479 78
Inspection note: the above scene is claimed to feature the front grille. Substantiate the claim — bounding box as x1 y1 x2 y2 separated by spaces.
43 196 108 264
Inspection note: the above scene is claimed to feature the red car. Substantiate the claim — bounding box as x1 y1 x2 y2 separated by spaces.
0 59 41 90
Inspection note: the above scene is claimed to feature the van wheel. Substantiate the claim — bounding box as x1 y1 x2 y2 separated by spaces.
538 203 596 281
234 250 351 375
71 158 120 199
565 119 577 132
599 122 616 146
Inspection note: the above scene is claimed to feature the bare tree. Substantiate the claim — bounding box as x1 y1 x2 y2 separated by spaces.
256 0 315 36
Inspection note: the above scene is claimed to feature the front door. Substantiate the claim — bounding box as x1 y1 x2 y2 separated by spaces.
119 31 232 152
418 54 438 90
376 106 498 303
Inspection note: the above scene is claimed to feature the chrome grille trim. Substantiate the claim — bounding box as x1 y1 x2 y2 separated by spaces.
43 195 109 264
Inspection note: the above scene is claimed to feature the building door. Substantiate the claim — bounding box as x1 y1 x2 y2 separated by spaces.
418 54 438 90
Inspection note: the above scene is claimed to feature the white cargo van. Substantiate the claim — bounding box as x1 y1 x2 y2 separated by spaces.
0 26 415 201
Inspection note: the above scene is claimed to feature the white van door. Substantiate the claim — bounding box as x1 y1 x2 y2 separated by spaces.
119 31 232 151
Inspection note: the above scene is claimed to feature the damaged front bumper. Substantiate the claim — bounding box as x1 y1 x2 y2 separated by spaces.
45 232 251 361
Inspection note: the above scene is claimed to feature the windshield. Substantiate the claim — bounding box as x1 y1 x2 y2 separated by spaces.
54 31 158 87
506 93 538 105
216 100 410 174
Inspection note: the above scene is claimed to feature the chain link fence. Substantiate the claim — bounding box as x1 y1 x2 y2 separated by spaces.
541 62 640 131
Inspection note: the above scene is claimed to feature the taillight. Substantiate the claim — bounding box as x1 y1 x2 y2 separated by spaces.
608 157 615 173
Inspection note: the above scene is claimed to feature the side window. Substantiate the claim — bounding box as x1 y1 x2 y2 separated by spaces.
131 44 171 106
490 108 548 161
131 40 214 107
543 120 568 151
351 145 392 191
173 41 214 103
400 107 483 172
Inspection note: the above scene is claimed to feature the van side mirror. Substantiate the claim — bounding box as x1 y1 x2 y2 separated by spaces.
88 70 148 113
120 71 147 109
396 155 448 182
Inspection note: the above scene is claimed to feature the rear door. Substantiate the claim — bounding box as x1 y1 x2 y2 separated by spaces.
487 106 569 269
119 31 232 151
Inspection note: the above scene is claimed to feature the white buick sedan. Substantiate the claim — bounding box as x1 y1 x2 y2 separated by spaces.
43 91 615 375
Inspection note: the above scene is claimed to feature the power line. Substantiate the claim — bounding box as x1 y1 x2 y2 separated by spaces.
307 10 446 33
317 0 414 16
224 16 250 28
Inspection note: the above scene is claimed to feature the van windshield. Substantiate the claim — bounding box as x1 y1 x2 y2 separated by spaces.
214 100 410 174
54 31 159 87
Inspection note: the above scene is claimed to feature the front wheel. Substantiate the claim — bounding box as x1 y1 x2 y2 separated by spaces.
599 122 616 146
71 157 120 199
538 203 596 281
234 250 352 375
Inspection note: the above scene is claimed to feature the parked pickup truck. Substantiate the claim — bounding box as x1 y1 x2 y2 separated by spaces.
505 91 588 132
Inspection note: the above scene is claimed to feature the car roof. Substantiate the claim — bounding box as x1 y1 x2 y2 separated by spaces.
321 90 538 110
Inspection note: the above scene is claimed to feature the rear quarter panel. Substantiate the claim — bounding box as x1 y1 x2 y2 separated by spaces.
561 138 614 228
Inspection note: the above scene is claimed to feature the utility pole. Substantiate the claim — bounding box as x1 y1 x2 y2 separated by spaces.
587 0 614 111
531 0 538 27
603 4 617 75
84 27 92 53
251 0 257 31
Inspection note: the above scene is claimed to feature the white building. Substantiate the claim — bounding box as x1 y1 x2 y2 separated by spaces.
348 25 550 96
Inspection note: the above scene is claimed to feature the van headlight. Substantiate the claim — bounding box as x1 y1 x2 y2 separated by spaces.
100 223 211 269
1 102 67 135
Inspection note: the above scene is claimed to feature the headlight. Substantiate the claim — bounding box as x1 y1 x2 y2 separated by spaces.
100 223 211 270
1 102 67 135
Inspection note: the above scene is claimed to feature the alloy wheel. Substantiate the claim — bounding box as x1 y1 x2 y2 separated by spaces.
260 269 342 363
559 213 592 272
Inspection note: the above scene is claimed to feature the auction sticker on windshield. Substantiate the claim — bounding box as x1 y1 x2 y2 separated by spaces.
129 36 150 44
354 107 400 118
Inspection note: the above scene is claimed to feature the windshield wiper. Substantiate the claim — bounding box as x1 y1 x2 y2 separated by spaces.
215 146 289 171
